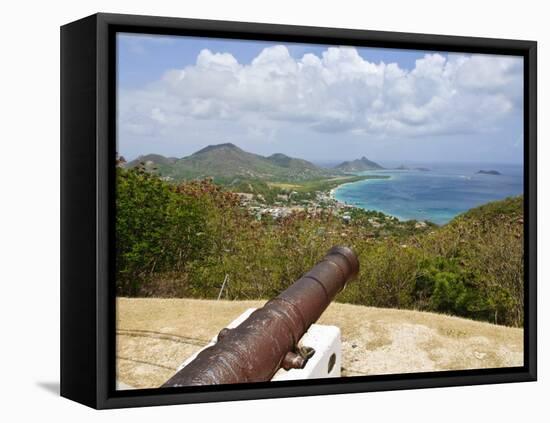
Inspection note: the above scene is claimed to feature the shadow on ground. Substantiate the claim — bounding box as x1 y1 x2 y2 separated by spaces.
36 381 59 396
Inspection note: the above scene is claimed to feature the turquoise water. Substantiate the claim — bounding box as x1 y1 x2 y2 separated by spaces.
332 163 523 225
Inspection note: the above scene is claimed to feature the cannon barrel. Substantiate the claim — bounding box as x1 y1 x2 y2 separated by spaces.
162 246 359 387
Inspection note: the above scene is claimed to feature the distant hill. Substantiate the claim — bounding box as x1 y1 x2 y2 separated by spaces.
266 153 319 171
125 143 337 182
335 156 384 172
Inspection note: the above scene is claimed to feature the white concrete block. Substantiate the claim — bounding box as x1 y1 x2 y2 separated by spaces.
177 308 342 380
272 324 341 380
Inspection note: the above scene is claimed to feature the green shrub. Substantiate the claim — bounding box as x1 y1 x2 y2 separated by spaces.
115 168 524 327
116 167 213 295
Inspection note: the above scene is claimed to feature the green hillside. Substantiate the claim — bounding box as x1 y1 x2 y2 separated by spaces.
266 153 319 170
126 143 337 182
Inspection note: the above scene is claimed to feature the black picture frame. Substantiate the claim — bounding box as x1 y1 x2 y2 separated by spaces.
61 12 537 409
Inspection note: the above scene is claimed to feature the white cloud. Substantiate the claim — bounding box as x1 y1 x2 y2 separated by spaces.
119 46 523 143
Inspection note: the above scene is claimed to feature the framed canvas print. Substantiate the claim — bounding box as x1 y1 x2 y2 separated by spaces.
60 13 537 409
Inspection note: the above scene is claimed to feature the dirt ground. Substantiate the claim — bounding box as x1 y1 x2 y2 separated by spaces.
116 298 524 389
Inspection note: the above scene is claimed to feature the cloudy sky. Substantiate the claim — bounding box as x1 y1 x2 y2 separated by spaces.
117 33 524 165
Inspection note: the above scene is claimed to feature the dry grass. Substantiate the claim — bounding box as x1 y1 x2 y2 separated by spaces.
116 297 523 388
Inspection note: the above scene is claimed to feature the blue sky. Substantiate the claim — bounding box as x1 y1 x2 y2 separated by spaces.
117 33 524 165
118 34 427 88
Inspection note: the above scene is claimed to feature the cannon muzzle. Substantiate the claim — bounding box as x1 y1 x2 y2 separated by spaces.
162 246 359 387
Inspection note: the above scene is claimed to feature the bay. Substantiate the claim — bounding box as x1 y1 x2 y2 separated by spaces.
331 162 523 225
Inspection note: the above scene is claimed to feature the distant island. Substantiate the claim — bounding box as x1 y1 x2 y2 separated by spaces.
415 167 431 172
335 156 384 172
477 170 501 175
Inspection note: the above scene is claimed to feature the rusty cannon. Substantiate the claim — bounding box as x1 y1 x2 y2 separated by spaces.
162 246 359 387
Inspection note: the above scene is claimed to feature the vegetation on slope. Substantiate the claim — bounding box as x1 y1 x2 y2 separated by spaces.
116 166 524 327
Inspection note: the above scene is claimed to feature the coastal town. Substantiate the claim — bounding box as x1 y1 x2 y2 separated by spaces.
121 145 434 234
234 188 431 234
235 189 351 220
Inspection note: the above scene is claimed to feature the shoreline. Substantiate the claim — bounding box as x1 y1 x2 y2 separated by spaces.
329 176 398 217
329 184 357 210
327 176 425 224
329 177 523 226
328 173 385 206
